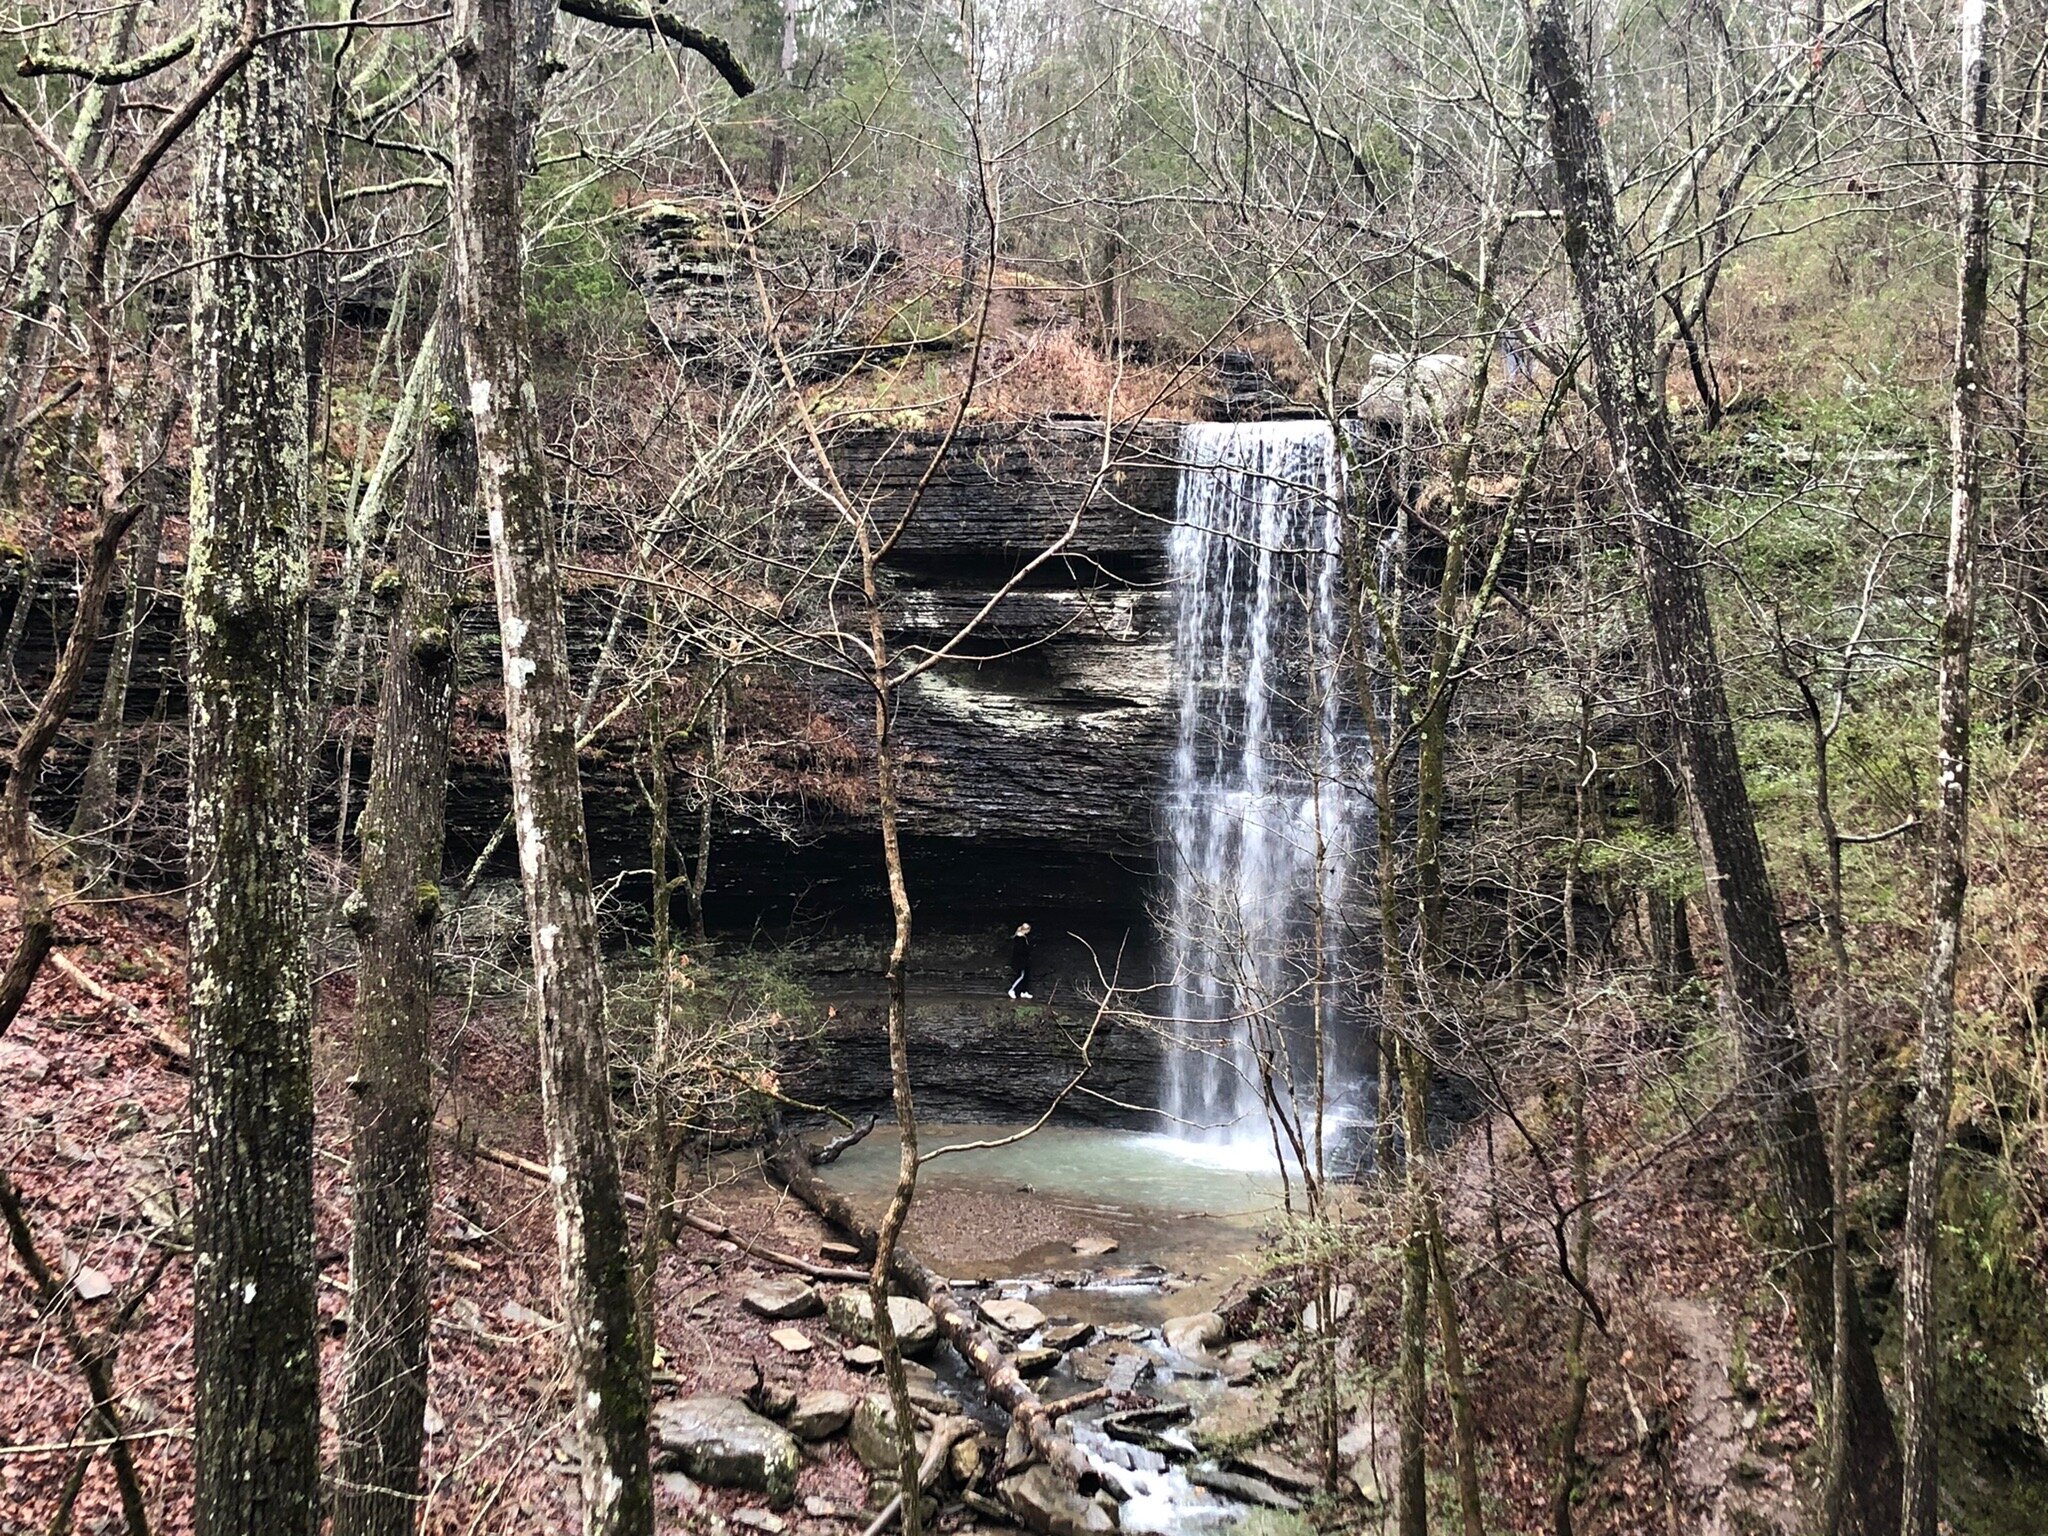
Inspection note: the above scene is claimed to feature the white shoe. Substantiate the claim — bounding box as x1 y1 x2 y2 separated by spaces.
1019 991 1033 1000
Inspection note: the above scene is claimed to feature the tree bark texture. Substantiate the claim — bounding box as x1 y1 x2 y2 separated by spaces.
1527 6 1902 1532
451 0 652 1529
1901 4 1993 1530
185 0 318 1531
334 297 476 1536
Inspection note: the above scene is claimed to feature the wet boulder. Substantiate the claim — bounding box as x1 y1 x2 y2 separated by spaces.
998 1463 1118 1536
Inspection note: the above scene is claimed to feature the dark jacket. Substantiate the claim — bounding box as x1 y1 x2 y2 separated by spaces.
1010 934 1031 974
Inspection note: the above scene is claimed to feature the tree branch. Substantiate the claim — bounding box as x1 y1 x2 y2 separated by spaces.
19 27 196 85
557 0 754 97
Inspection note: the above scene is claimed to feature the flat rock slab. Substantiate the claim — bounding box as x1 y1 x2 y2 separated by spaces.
1230 1447 1321 1495
742 1277 822 1320
819 1240 863 1263
1070 1236 1119 1257
769 1327 815 1354
1014 1346 1061 1376
1041 1321 1094 1350
978 1297 1047 1336
842 1344 884 1371
999 1463 1117 1536
1189 1464 1301 1511
826 1288 939 1357
652 1396 801 1506
786 1388 856 1442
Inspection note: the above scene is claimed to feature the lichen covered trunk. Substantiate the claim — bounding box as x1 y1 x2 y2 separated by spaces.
335 296 476 1536
185 0 318 1530
450 0 652 1529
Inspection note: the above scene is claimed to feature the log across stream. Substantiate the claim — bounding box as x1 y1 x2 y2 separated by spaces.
766 1123 1308 1534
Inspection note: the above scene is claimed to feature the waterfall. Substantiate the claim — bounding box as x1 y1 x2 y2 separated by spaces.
1158 420 1364 1158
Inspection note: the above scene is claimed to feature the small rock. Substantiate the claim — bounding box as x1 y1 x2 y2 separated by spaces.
1068 1338 1150 1386
825 1289 938 1357
999 1462 1117 1535
422 1402 446 1438
978 1297 1047 1336
1188 1464 1301 1511
842 1344 884 1371
786 1388 855 1441
1216 1340 1267 1383
1014 1346 1061 1376
657 1472 704 1507
742 1277 821 1321
1162 1311 1225 1359
906 1377 956 1415
732 1510 786 1533
1070 1236 1119 1257
950 1431 994 1486
0 1041 50 1082
819 1241 862 1263
1041 1321 1093 1350
768 1327 814 1354
67 1263 112 1302
498 1300 556 1334
651 1396 801 1507
804 1494 857 1519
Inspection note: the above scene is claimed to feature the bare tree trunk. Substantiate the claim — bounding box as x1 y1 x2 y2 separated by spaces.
68 471 169 884
185 0 318 1529
1901 5 1994 1530
334 297 475 1536
1527 8 1902 1532
0 0 141 478
2014 60 2047 726
450 0 651 1528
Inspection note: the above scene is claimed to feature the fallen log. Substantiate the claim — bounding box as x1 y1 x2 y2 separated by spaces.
435 1122 868 1282
764 1135 1102 1494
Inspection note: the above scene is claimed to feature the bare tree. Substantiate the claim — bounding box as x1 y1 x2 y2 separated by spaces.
1527 3 1902 1530
450 0 652 1527
184 0 318 1529
1901 3 1996 1529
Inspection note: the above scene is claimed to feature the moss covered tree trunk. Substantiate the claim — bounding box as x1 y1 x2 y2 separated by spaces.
334 299 475 1536
1527 5 1902 1532
185 0 318 1530
450 0 652 1529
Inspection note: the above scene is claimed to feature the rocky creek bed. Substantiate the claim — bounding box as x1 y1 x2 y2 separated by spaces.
640 1124 1352 1534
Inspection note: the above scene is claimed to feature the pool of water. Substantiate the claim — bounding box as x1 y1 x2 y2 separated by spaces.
814 1123 1297 1324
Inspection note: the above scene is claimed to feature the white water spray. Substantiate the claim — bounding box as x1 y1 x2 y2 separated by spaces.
1158 420 1366 1157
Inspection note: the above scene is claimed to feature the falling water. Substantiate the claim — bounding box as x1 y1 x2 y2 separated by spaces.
1158 420 1365 1160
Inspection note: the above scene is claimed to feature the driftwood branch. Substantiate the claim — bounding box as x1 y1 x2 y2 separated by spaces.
764 1136 1101 1493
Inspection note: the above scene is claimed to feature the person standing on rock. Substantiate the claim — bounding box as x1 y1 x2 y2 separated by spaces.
1006 923 1033 1000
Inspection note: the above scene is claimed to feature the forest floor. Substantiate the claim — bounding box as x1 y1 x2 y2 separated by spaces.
2 890 1826 1536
